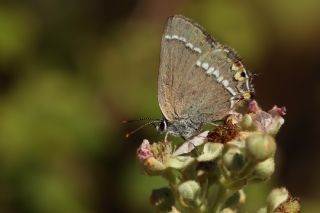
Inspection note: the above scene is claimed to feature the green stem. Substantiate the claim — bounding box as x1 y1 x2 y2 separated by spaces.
162 169 181 186
237 160 256 179
222 161 257 190
197 179 209 213
211 185 233 213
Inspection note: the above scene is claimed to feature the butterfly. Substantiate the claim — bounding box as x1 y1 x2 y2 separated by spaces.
155 15 254 140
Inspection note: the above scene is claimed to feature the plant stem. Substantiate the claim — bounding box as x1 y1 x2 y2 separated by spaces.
211 185 234 213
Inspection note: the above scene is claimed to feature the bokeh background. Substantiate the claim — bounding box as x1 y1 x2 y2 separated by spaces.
0 0 319 212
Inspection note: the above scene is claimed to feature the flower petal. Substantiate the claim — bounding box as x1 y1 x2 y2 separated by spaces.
197 143 223 162
173 131 209 156
166 156 195 170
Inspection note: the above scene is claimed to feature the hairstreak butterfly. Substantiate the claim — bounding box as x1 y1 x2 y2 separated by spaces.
156 15 254 139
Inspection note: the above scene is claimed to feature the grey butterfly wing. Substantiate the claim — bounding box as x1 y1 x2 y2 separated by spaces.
158 15 252 123
158 15 216 121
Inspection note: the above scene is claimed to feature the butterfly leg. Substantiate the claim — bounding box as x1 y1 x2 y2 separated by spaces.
206 120 223 127
164 132 169 142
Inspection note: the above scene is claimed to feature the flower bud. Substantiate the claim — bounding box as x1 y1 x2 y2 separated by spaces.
251 158 275 182
222 147 246 173
170 206 181 213
256 207 267 213
246 133 276 162
267 187 289 212
240 114 254 130
220 208 236 213
150 187 174 212
178 180 201 207
238 189 246 204
248 100 261 113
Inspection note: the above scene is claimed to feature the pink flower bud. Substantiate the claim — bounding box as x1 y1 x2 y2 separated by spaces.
137 139 153 161
248 100 261 113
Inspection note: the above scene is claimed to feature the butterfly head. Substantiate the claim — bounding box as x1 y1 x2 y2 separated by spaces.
155 119 168 133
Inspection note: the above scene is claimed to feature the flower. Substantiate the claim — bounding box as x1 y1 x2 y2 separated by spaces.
239 100 286 135
135 99 292 213
137 139 153 161
247 100 261 113
207 120 240 144
269 105 286 116
177 180 202 208
266 187 289 212
137 139 195 174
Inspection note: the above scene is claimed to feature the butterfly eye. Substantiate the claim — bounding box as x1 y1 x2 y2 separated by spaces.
159 120 167 132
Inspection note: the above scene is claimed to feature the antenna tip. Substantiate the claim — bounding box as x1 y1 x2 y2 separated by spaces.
125 133 130 138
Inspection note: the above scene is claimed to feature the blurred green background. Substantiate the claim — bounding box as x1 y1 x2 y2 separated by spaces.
0 0 319 212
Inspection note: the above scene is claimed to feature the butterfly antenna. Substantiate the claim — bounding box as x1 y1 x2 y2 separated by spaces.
122 117 158 124
124 121 158 138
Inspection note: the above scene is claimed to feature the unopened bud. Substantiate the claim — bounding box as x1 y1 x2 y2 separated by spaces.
241 114 254 130
251 158 275 182
246 133 276 162
267 187 289 212
222 147 246 173
178 180 201 207
256 207 267 213
220 208 236 213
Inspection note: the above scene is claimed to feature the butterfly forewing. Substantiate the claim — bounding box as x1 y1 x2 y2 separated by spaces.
158 15 213 121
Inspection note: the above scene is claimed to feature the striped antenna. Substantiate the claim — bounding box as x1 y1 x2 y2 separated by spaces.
122 117 158 124
124 121 159 138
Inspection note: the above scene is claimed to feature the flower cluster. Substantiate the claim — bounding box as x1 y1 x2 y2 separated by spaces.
137 101 300 213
